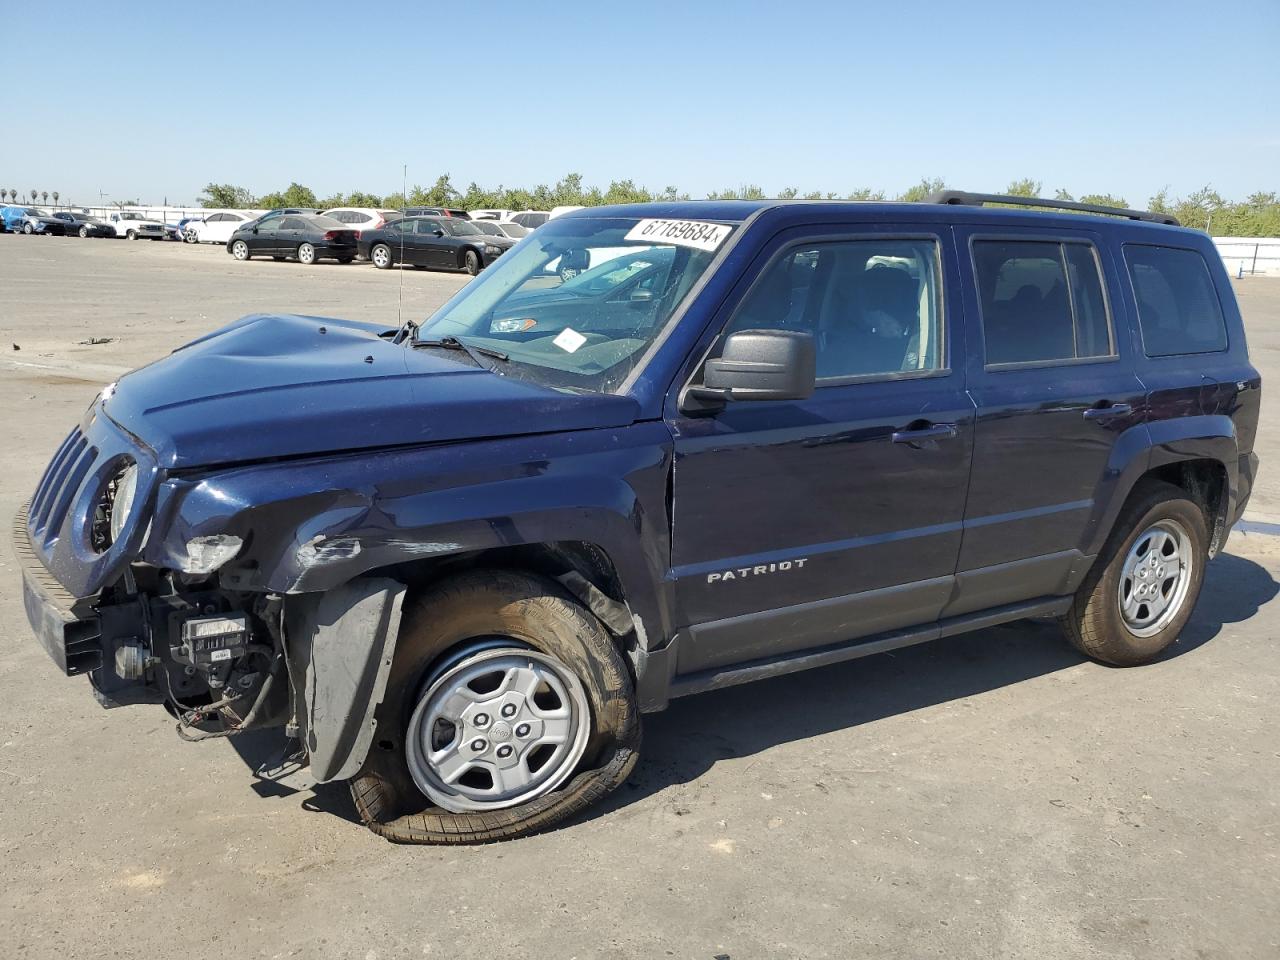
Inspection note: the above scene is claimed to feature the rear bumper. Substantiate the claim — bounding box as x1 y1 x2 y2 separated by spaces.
14 506 101 676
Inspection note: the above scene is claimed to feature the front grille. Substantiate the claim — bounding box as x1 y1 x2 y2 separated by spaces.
28 428 97 548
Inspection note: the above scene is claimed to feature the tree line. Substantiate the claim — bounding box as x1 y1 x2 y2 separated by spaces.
199 175 1280 237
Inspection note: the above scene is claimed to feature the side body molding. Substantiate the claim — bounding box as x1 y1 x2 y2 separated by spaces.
285 578 405 783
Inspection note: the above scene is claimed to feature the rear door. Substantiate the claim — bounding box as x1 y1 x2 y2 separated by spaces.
948 225 1146 616
668 225 975 673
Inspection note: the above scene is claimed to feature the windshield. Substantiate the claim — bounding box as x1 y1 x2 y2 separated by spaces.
446 220 482 236
473 221 503 236
414 215 735 394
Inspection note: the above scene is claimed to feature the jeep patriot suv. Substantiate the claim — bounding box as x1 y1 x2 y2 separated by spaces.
17 192 1260 842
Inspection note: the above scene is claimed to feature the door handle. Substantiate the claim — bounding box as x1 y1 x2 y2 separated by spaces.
892 422 957 446
1082 402 1132 421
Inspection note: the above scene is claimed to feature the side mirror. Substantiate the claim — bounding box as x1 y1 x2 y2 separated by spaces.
433 229 444 237
684 330 816 410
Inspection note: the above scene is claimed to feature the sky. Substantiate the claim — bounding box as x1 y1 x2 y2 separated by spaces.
2 0 1277 209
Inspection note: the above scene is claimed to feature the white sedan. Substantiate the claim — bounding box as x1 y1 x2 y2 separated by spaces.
185 211 258 244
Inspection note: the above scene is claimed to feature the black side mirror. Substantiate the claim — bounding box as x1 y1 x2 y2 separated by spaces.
433 228 445 237
251 227 258 234
684 329 816 411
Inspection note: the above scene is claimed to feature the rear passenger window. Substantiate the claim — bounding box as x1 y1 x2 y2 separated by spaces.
723 238 943 380
1125 245 1227 356
974 240 1114 365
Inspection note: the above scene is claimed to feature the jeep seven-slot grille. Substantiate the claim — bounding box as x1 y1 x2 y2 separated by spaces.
28 427 97 547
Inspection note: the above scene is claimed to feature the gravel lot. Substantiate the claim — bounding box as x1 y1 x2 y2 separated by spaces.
1 234 1278 959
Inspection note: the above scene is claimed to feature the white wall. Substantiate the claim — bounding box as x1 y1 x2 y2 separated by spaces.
1214 237 1280 277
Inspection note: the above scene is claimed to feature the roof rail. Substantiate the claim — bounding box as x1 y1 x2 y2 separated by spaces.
926 190 1180 226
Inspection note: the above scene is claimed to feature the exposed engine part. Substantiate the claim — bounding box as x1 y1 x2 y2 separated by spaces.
113 642 150 680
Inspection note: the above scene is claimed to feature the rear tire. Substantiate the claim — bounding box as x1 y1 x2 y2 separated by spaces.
297 242 317 265
371 243 392 269
463 248 480 275
1061 480 1209 666
349 570 640 844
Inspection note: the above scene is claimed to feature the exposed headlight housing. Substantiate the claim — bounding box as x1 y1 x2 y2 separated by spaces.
180 534 244 574
108 462 139 545
485 245 502 256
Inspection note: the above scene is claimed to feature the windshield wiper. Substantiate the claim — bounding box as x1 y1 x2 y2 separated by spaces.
412 335 509 371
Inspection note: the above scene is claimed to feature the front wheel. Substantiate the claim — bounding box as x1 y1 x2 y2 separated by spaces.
125 229 137 240
22 222 34 234
371 243 392 269
463 249 481 275
350 570 640 844
184 230 198 243
1061 480 1208 666
297 242 317 265
230 240 250 261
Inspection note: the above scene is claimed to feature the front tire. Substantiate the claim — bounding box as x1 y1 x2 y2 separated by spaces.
1061 480 1209 666
230 240 250 261
22 222 34 234
371 243 392 269
350 570 640 844
78 226 89 238
297 242 317 265
463 248 481 275
125 229 137 240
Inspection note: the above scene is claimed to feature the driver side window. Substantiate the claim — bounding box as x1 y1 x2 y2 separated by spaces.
720 238 943 381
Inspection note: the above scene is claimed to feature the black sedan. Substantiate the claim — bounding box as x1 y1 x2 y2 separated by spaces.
226 214 358 265
359 216 513 275
52 212 115 238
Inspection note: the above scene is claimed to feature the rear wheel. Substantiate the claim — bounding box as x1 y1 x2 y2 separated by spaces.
1061 480 1209 666
230 240 250 261
463 249 481 275
297 242 317 265
371 243 392 269
349 570 640 844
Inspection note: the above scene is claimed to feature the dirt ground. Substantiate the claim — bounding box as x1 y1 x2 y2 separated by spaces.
1 235 1278 959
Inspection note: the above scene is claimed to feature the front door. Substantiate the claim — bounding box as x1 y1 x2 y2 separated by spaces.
947 226 1147 616
668 227 975 674
250 219 282 255
416 219 453 268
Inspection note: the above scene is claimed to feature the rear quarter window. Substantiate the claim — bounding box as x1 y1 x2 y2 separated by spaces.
1125 244 1228 356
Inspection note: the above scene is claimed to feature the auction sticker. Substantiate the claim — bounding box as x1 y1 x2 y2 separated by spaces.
553 327 588 353
624 219 732 252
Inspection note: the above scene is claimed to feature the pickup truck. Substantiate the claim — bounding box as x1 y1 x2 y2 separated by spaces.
107 210 167 240
16 192 1261 844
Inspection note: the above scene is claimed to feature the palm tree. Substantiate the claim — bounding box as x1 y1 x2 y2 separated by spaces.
41 191 48 205
52 191 59 207
30 190 38 203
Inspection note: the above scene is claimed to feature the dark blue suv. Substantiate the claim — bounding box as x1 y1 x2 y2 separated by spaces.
17 192 1260 843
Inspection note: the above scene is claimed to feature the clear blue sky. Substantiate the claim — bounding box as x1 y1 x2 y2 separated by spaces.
3 0 1277 208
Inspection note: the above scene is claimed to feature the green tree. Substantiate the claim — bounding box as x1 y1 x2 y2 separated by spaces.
897 178 947 202
200 183 256 208
1005 178 1041 197
1078 193 1128 209
257 182 319 210
51 191 59 207
847 188 886 201
30 189 37 202
706 184 766 200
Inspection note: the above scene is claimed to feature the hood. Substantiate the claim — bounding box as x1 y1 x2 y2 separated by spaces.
102 313 640 469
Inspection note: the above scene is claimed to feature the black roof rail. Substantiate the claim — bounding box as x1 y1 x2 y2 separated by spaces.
926 190 1180 227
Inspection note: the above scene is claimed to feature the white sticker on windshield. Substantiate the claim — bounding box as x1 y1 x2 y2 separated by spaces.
553 327 588 353
623 219 731 252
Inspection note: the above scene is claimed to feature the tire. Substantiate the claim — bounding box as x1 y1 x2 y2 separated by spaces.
1061 480 1209 666
297 242 317 265
22 222 33 234
184 230 198 243
371 243 392 270
230 240 250 261
78 226 89 238
350 569 640 844
125 229 137 240
463 248 481 276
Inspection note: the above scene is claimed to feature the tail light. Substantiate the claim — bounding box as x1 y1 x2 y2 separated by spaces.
323 230 339 241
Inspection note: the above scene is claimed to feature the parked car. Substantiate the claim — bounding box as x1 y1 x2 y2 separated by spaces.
469 208 514 221
401 206 470 219
8 207 68 235
1 205 30 232
107 211 167 240
18 192 1260 846
185 211 256 245
52 212 115 238
226 214 358 264
548 205 584 220
471 219 529 241
360 215 513 274
509 210 550 230
319 207 402 236
242 208 320 230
